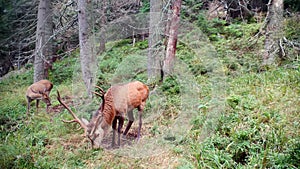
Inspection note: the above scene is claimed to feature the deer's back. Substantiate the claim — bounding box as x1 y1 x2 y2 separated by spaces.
111 81 149 114
37 80 53 91
26 80 53 97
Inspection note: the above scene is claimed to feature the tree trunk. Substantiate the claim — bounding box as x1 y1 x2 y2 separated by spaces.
98 0 107 55
148 0 164 83
263 0 284 65
78 0 96 97
163 0 182 76
34 0 53 82
98 29 106 55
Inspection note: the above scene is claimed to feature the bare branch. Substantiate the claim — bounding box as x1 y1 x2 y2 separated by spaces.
279 38 286 58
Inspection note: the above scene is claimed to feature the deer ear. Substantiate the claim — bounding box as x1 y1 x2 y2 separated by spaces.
81 118 89 126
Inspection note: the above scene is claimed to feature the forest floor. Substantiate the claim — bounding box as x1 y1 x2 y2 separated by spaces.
0 34 299 168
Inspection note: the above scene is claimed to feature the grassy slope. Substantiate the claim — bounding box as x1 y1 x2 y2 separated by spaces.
0 24 299 168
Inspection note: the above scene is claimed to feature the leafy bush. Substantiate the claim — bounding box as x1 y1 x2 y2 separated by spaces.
197 16 227 41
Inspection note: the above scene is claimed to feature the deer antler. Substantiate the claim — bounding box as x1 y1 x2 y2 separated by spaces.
93 85 106 113
94 85 105 96
90 85 106 136
57 91 88 136
92 91 103 97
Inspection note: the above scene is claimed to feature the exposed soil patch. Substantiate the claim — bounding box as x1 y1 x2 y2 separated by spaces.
101 129 137 150
51 95 73 114
101 123 153 150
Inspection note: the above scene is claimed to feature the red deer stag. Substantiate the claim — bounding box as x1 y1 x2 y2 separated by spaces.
26 79 53 115
57 81 149 148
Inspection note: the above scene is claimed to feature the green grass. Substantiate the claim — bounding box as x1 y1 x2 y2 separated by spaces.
0 25 299 168
186 68 300 168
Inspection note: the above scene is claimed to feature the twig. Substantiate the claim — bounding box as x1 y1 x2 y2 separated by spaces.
279 38 286 58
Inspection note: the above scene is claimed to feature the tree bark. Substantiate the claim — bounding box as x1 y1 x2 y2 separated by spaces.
78 0 96 97
263 0 284 65
98 0 107 55
163 0 182 76
148 0 164 83
34 0 53 82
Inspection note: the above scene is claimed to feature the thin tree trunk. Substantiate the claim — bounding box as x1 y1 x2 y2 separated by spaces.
34 0 53 82
163 0 182 76
148 0 164 83
98 30 106 55
98 0 107 55
263 0 284 65
78 0 95 97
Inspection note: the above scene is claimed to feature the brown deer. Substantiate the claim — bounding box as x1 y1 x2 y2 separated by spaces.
57 81 149 148
26 79 53 115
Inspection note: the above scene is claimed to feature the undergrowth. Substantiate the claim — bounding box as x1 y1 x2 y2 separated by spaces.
0 21 299 168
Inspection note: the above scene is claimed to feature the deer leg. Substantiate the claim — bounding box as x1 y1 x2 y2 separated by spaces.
36 99 40 113
26 97 32 115
112 117 118 147
118 116 124 146
46 106 49 113
123 110 134 136
123 121 133 136
137 110 143 141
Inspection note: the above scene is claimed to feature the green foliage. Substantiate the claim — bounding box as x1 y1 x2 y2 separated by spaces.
182 0 204 22
284 15 300 41
196 13 217 40
223 24 243 38
197 18 263 76
139 0 150 13
0 0 14 40
98 40 149 85
196 11 262 43
0 14 299 168
176 43 212 75
284 0 300 12
161 76 180 95
188 67 300 168
284 139 300 168
49 53 78 84
212 23 262 75
176 158 195 169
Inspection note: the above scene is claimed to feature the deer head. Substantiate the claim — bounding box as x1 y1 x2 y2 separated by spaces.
56 86 108 148
40 89 52 107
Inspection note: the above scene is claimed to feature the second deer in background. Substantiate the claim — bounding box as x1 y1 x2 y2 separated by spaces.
26 79 53 115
